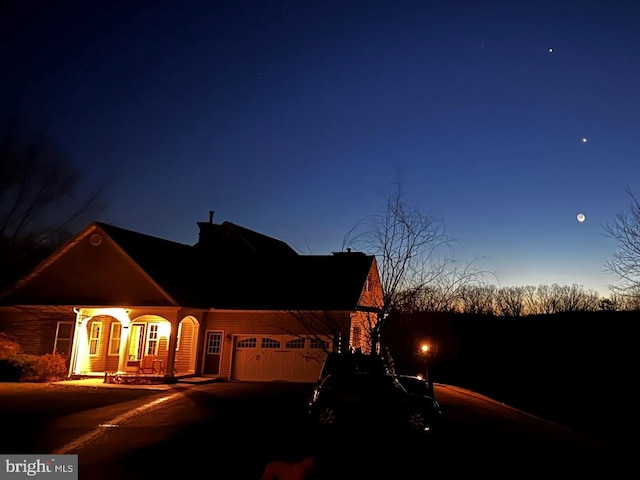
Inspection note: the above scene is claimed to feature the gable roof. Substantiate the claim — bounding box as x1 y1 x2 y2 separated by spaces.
1 218 380 312
0 222 191 306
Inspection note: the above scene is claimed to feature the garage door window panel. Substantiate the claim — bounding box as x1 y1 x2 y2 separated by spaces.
310 338 328 350
261 338 281 349
237 338 257 348
286 338 305 349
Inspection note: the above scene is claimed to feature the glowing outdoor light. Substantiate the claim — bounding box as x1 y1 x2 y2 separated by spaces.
418 341 434 397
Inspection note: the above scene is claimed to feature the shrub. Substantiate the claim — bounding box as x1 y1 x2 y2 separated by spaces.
0 353 67 382
0 354 37 382
29 353 68 382
0 333 21 359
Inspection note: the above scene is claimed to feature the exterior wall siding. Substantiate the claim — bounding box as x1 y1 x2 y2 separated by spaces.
0 306 73 357
350 311 376 354
7 228 174 306
358 261 384 311
174 320 194 374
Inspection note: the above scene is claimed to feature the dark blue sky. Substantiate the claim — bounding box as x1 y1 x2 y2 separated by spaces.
3 0 639 295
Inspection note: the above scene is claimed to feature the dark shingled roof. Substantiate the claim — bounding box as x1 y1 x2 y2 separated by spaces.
96 221 376 310
204 251 375 310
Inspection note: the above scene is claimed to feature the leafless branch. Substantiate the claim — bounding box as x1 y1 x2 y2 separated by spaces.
603 186 640 298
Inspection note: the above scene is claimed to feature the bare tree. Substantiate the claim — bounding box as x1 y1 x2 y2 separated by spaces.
0 119 105 291
343 183 488 351
603 186 640 301
458 284 496 315
494 286 526 317
535 284 562 314
556 284 599 312
609 289 640 311
521 285 539 315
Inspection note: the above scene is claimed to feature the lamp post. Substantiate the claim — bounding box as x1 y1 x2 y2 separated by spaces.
419 342 434 397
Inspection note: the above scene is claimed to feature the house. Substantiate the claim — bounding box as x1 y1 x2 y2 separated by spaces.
0 213 383 383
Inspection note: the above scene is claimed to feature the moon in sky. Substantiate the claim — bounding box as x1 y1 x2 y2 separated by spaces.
577 213 586 223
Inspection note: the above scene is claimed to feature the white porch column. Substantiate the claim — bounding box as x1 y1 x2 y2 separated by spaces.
117 322 131 372
70 308 90 376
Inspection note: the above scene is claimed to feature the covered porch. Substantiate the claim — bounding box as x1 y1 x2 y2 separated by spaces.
68 307 201 382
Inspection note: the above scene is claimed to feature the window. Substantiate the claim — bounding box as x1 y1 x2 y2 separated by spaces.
237 338 256 348
286 338 306 349
261 338 281 349
207 332 222 354
89 321 102 356
108 322 122 356
146 323 159 355
53 322 73 357
310 338 328 350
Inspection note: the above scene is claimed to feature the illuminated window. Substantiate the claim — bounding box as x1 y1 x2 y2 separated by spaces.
261 338 281 349
53 322 73 357
146 323 159 355
286 338 305 349
237 338 256 348
89 321 102 356
310 338 328 350
108 322 122 356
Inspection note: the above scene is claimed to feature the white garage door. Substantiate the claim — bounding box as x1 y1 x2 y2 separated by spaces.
232 334 332 382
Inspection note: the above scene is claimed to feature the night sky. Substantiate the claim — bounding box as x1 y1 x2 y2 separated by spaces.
2 0 639 296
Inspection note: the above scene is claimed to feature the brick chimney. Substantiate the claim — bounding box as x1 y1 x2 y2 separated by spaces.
196 210 217 247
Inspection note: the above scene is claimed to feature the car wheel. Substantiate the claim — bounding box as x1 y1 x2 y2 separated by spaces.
315 405 337 426
406 409 431 433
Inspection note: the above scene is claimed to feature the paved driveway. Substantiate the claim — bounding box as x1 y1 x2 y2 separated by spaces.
0 378 215 453
0 378 629 479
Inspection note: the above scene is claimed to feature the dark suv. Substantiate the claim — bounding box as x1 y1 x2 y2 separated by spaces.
308 353 441 435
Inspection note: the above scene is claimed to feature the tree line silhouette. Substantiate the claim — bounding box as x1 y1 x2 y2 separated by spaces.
392 282 639 316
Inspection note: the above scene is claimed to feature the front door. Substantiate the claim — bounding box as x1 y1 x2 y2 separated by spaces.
203 331 222 375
